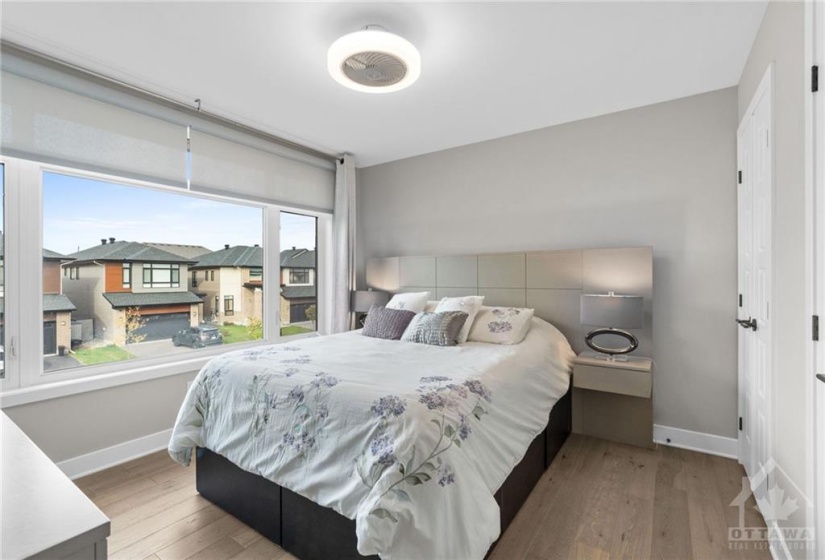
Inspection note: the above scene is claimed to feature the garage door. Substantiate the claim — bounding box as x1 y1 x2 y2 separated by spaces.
134 313 190 342
43 321 57 355
289 303 312 324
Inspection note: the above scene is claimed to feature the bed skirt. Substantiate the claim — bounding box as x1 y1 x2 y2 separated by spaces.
195 388 572 559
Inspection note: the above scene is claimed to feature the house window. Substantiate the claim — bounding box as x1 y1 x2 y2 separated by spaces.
142 264 180 288
191 271 197 288
215 295 219 312
69 267 79 280
250 267 262 279
289 269 309 284
122 263 131 288
224 296 234 316
210 270 215 281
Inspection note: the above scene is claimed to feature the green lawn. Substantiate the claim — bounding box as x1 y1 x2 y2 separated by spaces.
220 324 262 344
72 345 134 365
281 325 313 336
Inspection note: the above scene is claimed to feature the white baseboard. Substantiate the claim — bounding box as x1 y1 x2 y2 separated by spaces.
56 428 173 480
653 424 738 459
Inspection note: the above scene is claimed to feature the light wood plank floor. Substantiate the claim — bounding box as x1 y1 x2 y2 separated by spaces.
75 434 771 559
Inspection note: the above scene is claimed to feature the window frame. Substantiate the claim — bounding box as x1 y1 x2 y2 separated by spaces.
0 157 332 407
289 269 310 284
224 295 235 316
142 263 180 288
122 262 131 288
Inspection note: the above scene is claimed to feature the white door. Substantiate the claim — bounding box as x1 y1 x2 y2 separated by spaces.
737 118 755 479
737 65 773 490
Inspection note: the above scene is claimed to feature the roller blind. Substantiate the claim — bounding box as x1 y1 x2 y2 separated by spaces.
0 45 335 209
190 130 334 211
1 71 187 187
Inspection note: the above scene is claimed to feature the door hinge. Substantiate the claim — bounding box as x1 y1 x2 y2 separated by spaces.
739 294 743 308
738 170 742 184
813 65 819 93
739 416 743 431
814 315 820 341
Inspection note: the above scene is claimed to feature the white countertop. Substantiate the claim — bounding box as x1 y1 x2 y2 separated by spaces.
1 412 110 559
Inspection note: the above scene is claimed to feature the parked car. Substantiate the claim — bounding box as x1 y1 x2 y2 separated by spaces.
172 326 223 348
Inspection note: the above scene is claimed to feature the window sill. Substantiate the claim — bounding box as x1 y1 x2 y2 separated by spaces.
0 339 273 408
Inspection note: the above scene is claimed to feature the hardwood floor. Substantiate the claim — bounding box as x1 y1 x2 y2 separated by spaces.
75 434 770 559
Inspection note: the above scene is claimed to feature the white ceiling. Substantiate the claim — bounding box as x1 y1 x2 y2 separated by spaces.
1 2 767 167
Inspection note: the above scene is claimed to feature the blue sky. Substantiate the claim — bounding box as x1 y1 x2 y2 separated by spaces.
42 172 316 255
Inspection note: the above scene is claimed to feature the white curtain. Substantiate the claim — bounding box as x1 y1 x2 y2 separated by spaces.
332 155 356 333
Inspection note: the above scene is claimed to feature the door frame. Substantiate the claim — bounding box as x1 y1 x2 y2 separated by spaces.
806 2 824 558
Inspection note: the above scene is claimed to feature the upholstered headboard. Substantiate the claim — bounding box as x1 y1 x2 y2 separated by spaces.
366 247 653 356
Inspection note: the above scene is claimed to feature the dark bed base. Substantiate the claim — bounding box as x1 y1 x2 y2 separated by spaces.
196 388 571 559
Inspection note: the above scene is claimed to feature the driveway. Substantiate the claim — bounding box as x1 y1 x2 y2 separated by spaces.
127 339 197 359
43 354 82 372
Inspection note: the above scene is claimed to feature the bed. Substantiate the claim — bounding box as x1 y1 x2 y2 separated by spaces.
169 317 574 559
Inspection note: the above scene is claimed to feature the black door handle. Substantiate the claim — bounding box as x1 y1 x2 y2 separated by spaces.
817 374 825 384
737 318 758 331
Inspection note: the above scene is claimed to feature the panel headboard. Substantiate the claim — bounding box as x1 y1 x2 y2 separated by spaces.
366 247 653 356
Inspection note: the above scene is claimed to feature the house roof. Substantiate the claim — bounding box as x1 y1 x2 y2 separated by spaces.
280 248 315 269
0 236 74 261
0 294 77 313
192 245 262 269
102 291 203 308
69 241 196 264
281 285 316 300
43 294 77 312
143 242 212 259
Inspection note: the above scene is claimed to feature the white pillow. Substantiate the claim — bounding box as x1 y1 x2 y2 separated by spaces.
468 306 535 345
434 296 485 344
424 300 440 312
386 292 430 313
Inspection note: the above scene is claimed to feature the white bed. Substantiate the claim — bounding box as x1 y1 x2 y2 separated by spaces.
169 317 574 559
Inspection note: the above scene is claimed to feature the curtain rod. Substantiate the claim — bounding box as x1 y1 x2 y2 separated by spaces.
0 40 339 164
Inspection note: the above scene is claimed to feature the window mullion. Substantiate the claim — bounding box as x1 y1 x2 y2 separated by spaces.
264 206 280 342
17 161 45 387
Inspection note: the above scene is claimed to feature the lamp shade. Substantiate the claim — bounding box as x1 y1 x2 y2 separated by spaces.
580 293 643 329
351 290 390 313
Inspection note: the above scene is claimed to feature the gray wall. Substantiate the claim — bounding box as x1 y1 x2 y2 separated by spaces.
358 87 739 439
738 0 808 539
4 372 195 463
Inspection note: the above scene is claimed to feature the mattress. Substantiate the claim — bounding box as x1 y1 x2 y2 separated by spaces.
169 317 574 559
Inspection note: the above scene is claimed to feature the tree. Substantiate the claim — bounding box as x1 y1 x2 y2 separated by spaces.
246 316 263 340
125 307 148 344
305 305 317 329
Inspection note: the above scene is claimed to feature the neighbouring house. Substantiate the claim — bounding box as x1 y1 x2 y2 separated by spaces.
279 248 316 326
189 245 263 325
188 245 316 327
63 238 203 345
0 238 76 356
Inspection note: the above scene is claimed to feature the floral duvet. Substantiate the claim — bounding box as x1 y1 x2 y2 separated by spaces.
168 317 574 559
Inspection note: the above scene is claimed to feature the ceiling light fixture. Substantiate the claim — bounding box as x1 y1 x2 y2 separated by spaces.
328 25 421 93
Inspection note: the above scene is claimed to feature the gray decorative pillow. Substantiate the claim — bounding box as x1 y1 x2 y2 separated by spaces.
362 305 417 340
401 311 469 347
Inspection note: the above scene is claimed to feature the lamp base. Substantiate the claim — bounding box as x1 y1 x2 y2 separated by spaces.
584 328 639 356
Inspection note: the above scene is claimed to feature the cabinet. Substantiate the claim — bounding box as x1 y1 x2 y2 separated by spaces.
572 354 653 448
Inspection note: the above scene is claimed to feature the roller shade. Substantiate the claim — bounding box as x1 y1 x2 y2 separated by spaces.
190 129 335 211
0 44 335 210
1 71 187 187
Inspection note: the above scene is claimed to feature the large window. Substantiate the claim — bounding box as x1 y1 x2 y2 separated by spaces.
142 263 180 288
280 212 317 337
224 296 234 316
40 170 267 373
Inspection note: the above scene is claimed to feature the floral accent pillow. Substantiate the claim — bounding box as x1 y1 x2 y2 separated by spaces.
434 295 485 344
386 291 430 314
468 306 535 345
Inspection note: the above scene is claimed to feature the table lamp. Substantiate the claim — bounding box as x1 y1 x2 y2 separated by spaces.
580 291 644 359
